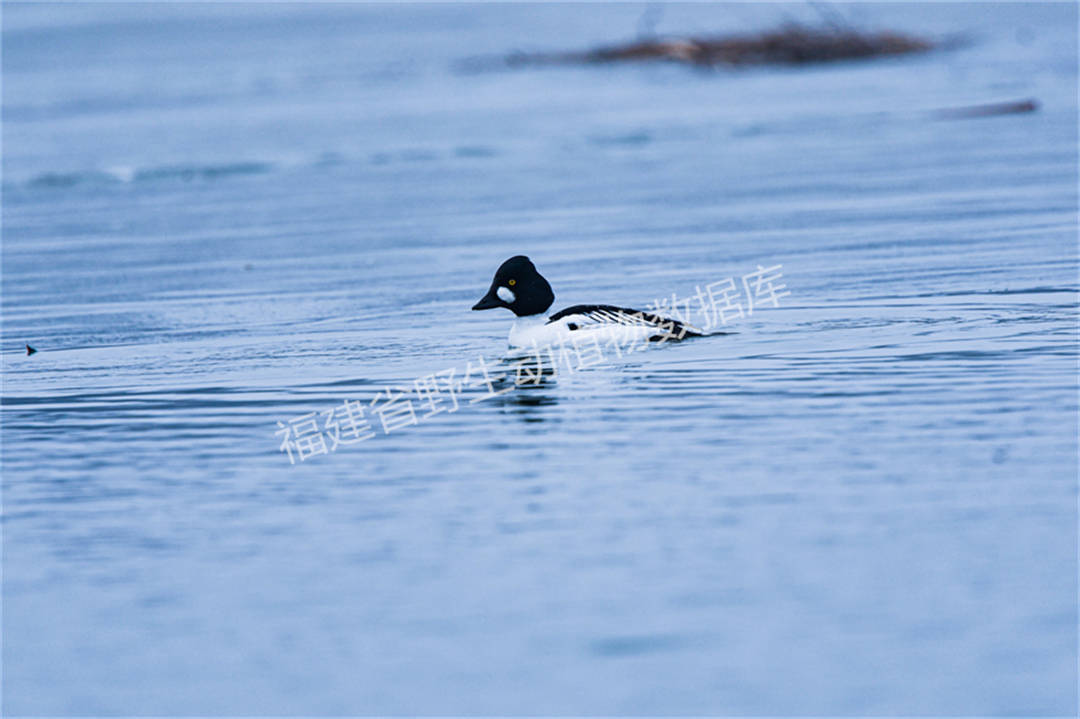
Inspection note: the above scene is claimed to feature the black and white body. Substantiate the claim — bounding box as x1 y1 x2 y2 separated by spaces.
471 256 703 349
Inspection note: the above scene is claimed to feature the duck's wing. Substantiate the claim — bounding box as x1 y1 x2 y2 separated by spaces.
546 304 703 340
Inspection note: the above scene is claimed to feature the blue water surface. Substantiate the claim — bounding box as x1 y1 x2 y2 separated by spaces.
2 2 1078 715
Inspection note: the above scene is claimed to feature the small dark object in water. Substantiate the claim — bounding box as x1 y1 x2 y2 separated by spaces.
502 25 935 69
933 98 1039 120
26 344 37 355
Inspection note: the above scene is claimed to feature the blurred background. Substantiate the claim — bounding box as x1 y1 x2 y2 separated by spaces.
2 2 1077 715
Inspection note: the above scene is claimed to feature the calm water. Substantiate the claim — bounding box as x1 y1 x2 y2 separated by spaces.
2 2 1078 715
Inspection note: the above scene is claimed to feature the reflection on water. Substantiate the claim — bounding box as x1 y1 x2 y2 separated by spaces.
498 387 561 423
2 2 1077 716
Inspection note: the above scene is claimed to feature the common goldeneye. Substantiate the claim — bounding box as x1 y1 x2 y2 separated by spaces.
471 255 703 348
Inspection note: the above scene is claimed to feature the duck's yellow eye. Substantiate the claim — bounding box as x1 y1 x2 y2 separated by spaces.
508 279 516 286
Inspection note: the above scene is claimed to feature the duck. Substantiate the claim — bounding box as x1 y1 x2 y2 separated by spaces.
471 255 702 349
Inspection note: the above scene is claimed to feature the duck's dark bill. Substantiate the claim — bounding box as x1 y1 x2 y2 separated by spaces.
472 290 501 310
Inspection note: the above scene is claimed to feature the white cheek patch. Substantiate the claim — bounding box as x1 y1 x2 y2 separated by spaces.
496 286 516 303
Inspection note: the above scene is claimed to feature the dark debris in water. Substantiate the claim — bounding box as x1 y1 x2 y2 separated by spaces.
932 98 1039 120
485 24 936 71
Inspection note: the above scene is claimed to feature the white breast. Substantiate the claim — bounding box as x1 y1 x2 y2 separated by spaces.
507 314 654 351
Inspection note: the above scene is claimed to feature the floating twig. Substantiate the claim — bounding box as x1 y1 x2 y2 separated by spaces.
933 98 1039 120
494 24 936 70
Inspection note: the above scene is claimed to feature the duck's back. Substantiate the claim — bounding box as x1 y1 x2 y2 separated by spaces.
547 304 703 340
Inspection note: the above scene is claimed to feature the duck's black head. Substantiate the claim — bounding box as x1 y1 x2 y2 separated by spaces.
472 255 555 317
